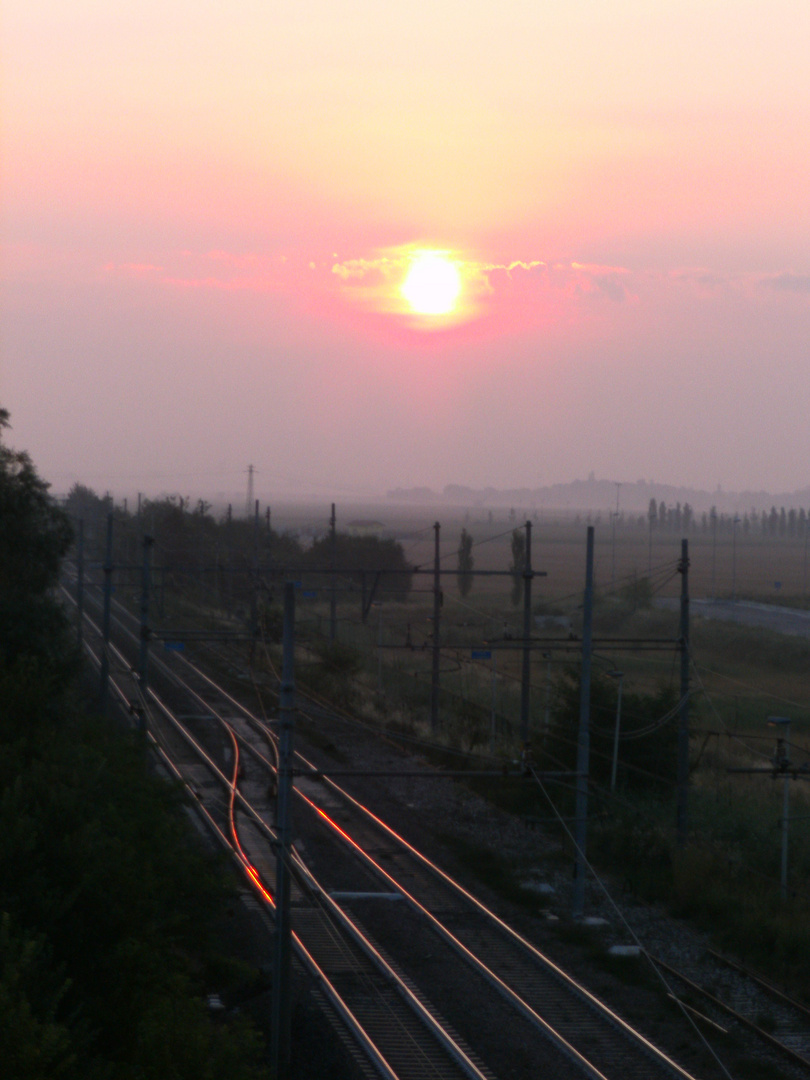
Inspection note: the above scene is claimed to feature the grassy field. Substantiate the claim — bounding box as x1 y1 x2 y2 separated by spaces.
263 508 810 980
98 498 810 995
267 507 810 749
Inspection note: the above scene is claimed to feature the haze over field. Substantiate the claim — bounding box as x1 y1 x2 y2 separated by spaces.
3 2 810 501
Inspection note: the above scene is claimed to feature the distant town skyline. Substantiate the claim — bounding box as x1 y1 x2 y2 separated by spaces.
49 473 810 522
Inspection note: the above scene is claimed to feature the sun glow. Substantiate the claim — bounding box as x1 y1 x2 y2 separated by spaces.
401 251 462 315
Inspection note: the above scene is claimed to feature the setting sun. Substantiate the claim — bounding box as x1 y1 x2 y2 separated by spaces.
401 252 462 315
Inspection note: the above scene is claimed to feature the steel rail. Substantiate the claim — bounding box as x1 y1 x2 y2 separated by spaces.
141 643 700 1080
140 701 493 1079
169 641 696 1080
312 763 698 1079
650 953 810 1073
234 723 694 1080
706 948 810 1022
70 587 699 1079
294 783 610 1080
69 590 494 1080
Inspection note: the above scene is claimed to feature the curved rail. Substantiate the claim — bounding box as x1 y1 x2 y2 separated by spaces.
67 583 703 1080
68 589 494 1080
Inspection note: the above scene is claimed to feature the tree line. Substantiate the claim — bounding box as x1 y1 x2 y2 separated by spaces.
63 484 414 608
642 499 810 537
0 412 267 1079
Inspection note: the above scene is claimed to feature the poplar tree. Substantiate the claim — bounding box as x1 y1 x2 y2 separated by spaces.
456 528 474 597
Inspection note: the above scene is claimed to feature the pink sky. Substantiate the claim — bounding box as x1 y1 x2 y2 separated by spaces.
3 0 810 502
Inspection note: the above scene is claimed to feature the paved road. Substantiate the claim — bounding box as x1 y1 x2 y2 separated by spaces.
658 598 810 639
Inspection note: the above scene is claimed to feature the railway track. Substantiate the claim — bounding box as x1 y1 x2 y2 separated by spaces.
648 949 810 1074
63 574 808 1079
73 595 494 1080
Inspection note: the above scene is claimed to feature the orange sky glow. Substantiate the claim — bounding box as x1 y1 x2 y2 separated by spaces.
3 1 810 498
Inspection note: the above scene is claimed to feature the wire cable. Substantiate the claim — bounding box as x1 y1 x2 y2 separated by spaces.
528 765 735 1080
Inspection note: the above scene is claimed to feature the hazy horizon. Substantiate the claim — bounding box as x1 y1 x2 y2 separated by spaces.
47 473 810 522
4 3 809 500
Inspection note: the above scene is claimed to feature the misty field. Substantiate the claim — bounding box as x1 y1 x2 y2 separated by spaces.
366 509 810 605
76 491 810 990
262 505 810 755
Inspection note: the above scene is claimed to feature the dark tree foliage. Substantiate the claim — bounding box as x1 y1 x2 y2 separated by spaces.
63 482 112 532
303 533 413 600
222 512 303 569
0 410 266 1080
0 713 264 1079
0 914 76 1080
542 668 678 792
135 495 302 595
456 528 474 597
141 495 218 566
618 576 653 610
0 410 73 666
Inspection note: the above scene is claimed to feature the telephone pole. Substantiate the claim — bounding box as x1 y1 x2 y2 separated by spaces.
573 526 594 917
329 503 337 642
76 519 85 653
676 538 690 845
430 522 441 733
270 583 295 1079
138 535 154 729
611 483 621 589
520 519 533 744
251 499 259 662
246 464 255 519
99 513 114 714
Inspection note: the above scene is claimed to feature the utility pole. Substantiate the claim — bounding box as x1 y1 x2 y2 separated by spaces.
728 715 798 902
270 583 295 1080
490 651 497 753
376 603 384 694
99 513 114 714
520 519 533 744
76 519 84 653
768 717 792 901
138 535 154 730
573 526 594 917
543 652 552 737
711 508 717 600
226 504 233 615
609 670 624 791
329 503 337 643
250 499 259 662
430 521 441 734
611 483 621 589
246 464 254 519
676 538 690 846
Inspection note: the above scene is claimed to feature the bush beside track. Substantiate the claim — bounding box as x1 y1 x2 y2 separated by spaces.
0 410 269 1080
